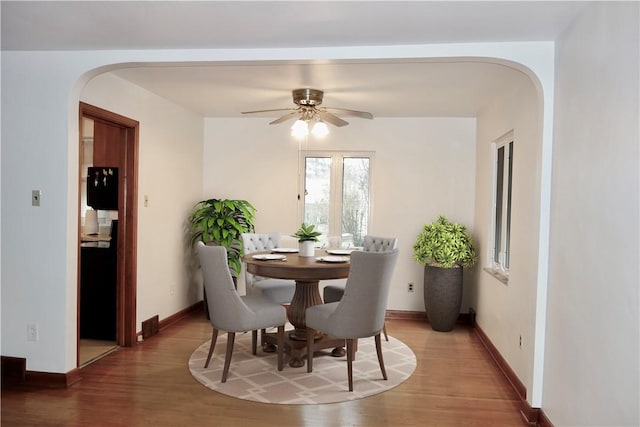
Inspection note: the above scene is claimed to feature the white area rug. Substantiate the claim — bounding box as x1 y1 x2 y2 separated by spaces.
188 330 416 404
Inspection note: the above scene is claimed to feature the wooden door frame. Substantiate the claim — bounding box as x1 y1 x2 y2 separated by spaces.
78 102 139 361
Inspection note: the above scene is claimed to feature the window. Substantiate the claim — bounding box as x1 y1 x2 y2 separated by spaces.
300 151 373 247
490 132 513 277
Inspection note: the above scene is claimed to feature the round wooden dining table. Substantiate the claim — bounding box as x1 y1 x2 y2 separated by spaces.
243 249 351 367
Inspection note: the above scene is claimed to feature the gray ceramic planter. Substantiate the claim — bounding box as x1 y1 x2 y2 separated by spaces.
423 265 463 332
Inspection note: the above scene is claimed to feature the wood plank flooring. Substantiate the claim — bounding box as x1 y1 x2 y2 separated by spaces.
2 312 528 426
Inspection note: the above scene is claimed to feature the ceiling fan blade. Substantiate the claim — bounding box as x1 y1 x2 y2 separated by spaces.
317 110 349 127
324 107 374 120
241 108 296 115
269 111 300 125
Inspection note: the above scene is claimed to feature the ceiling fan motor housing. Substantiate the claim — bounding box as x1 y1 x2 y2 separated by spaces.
293 88 324 106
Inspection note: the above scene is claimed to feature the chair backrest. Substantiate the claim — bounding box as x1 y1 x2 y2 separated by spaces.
363 235 398 252
196 242 258 331
241 233 282 287
241 232 281 253
331 249 399 338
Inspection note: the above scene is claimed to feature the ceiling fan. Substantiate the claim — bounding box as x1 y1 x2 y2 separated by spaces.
241 88 373 136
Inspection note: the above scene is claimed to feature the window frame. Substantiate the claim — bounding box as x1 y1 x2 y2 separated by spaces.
488 131 514 281
298 150 375 247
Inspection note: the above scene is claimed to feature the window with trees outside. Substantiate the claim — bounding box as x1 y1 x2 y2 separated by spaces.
490 132 514 280
300 151 373 248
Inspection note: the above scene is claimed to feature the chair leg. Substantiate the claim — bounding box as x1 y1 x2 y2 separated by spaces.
204 328 219 368
346 338 355 392
306 327 315 373
277 325 284 371
251 330 258 355
375 333 388 381
221 332 235 383
383 322 389 341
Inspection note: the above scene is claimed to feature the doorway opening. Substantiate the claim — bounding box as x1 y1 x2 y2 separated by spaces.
78 102 139 366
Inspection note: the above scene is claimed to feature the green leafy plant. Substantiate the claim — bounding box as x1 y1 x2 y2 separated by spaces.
413 215 477 268
189 198 256 277
292 223 322 242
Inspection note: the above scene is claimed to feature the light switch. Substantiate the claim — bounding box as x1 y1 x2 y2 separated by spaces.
32 190 41 206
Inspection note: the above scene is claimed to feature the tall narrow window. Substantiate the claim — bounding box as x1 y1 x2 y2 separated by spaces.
490 133 514 275
301 152 373 247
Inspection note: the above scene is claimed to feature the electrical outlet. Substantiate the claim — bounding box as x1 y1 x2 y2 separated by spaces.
27 323 39 342
169 284 176 296
408 282 414 292
519 335 522 349
31 190 41 207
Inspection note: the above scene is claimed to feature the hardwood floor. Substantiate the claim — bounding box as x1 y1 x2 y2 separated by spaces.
2 312 528 426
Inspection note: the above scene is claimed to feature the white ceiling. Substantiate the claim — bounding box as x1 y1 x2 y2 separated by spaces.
1 1 589 119
110 60 534 118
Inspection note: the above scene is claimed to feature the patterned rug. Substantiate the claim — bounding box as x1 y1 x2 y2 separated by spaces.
188 329 416 404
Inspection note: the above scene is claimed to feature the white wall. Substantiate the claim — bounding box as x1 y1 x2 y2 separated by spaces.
473 70 543 402
544 3 639 426
81 73 204 328
203 117 476 312
1 52 90 373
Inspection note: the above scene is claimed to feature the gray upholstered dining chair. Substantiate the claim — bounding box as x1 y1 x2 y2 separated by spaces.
241 232 296 304
306 249 399 391
322 235 398 340
196 242 286 383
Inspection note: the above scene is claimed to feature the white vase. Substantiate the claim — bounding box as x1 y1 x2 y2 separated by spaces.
298 240 315 257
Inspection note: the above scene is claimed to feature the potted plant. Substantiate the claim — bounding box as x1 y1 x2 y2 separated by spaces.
413 215 477 332
292 223 321 257
189 198 256 278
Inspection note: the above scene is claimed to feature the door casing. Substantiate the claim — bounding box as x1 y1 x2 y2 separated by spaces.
78 102 139 364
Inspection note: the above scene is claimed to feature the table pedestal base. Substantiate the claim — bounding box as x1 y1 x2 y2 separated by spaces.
263 331 346 368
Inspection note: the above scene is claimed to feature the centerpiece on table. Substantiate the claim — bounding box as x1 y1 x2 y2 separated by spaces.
413 215 477 332
292 223 321 257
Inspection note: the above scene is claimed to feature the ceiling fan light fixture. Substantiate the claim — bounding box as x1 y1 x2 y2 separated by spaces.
311 121 329 138
291 119 308 138
242 88 373 134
